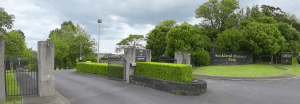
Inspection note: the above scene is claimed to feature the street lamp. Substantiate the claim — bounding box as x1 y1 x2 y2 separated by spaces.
97 19 102 63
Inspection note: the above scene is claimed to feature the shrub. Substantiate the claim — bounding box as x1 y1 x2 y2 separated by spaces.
191 48 210 66
134 62 193 82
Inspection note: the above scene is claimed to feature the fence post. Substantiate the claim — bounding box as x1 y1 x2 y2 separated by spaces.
0 38 5 102
38 41 55 97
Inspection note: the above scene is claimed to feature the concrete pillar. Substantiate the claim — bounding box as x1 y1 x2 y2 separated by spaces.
175 52 191 64
0 39 5 102
38 41 55 97
182 52 191 65
124 48 136 83
146 49 151 62
175 52 183 64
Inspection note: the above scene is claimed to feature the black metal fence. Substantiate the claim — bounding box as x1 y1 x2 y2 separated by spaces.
158 55 177 63
107 54 126 81
4 55 38 96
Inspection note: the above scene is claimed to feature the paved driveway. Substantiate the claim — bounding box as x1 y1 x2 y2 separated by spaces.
55 69 300 104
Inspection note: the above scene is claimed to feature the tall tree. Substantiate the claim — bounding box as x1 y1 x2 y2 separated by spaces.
195 0 239 52
146 20 177 61
48 21 96 69
165 22 210 57
239 17 287 55
0 30 26 57
0 7 15 35
115 34 145 53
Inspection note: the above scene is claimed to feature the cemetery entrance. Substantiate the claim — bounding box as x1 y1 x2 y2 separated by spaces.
4 55 38 96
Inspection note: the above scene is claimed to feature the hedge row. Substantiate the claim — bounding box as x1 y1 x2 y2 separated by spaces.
108 64 124 79
134 62 193 82
76 62 124 79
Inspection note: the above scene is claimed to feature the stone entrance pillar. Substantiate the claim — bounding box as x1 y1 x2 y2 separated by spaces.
124 48 151 83
175 52 191 64
38 41 55 97
0 39 5 102
124 48 136 83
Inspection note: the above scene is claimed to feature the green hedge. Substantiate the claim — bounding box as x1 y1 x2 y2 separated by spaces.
76 62 124 79
134 62 193 82
76 62 108 76
108 64 124 79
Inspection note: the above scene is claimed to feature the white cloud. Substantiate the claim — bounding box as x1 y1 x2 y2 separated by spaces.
2 0 64 51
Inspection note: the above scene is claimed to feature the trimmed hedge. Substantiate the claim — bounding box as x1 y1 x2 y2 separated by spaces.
76 62 108 76
76 62 124 79
108 64 124 79
134 62 193 82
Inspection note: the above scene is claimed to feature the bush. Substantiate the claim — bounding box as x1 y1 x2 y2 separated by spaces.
134 62 193 82
191 48 210 66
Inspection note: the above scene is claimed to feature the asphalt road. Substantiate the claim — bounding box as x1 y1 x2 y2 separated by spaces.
55 69 300 104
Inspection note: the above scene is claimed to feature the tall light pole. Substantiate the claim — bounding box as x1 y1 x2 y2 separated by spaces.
97 19 102 63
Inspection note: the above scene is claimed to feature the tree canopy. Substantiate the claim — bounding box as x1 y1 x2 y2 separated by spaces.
146 20 177 61
47 21 96 69
0 7 15 35
115 34 145 53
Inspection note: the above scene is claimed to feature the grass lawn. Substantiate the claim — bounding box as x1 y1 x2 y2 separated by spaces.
0 71 22 104
193 58 300 77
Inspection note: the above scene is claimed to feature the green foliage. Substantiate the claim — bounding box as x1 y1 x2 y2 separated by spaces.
277 22 300 56
0 7 15 35
214 27 245 52
146 20 177 61
191 48 210 67
82 53 97 62
115 34 145 53
240 18 287 55
108 64 124 79
166 22 210 57
0 30 27 57
194 0 239 41
100 54 109 60
192 77 199 80
134 62 193 82
76 62 124 79
76 62 108 76
48 21 96 69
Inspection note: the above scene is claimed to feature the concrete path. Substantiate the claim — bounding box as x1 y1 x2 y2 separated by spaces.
55 69 300 104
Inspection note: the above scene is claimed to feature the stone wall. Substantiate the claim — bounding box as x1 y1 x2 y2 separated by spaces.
129 75 207 96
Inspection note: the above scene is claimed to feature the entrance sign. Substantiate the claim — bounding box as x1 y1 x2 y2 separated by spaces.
281 52 293 65
135 49 147 62
209 52 253 65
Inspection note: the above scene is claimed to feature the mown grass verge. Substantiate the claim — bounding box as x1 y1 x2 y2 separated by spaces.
0 71 22 104
193 58 300 77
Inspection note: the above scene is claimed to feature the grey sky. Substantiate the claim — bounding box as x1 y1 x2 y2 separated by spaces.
2 0 300 54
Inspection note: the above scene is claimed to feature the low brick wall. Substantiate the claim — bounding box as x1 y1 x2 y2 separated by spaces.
129 75 207 96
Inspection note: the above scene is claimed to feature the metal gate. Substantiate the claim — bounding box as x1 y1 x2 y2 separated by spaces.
4 55 38 96
159 55 177 63
107 54 126 81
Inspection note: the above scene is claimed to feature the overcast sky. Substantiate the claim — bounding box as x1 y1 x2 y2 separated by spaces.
2 0 300 54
